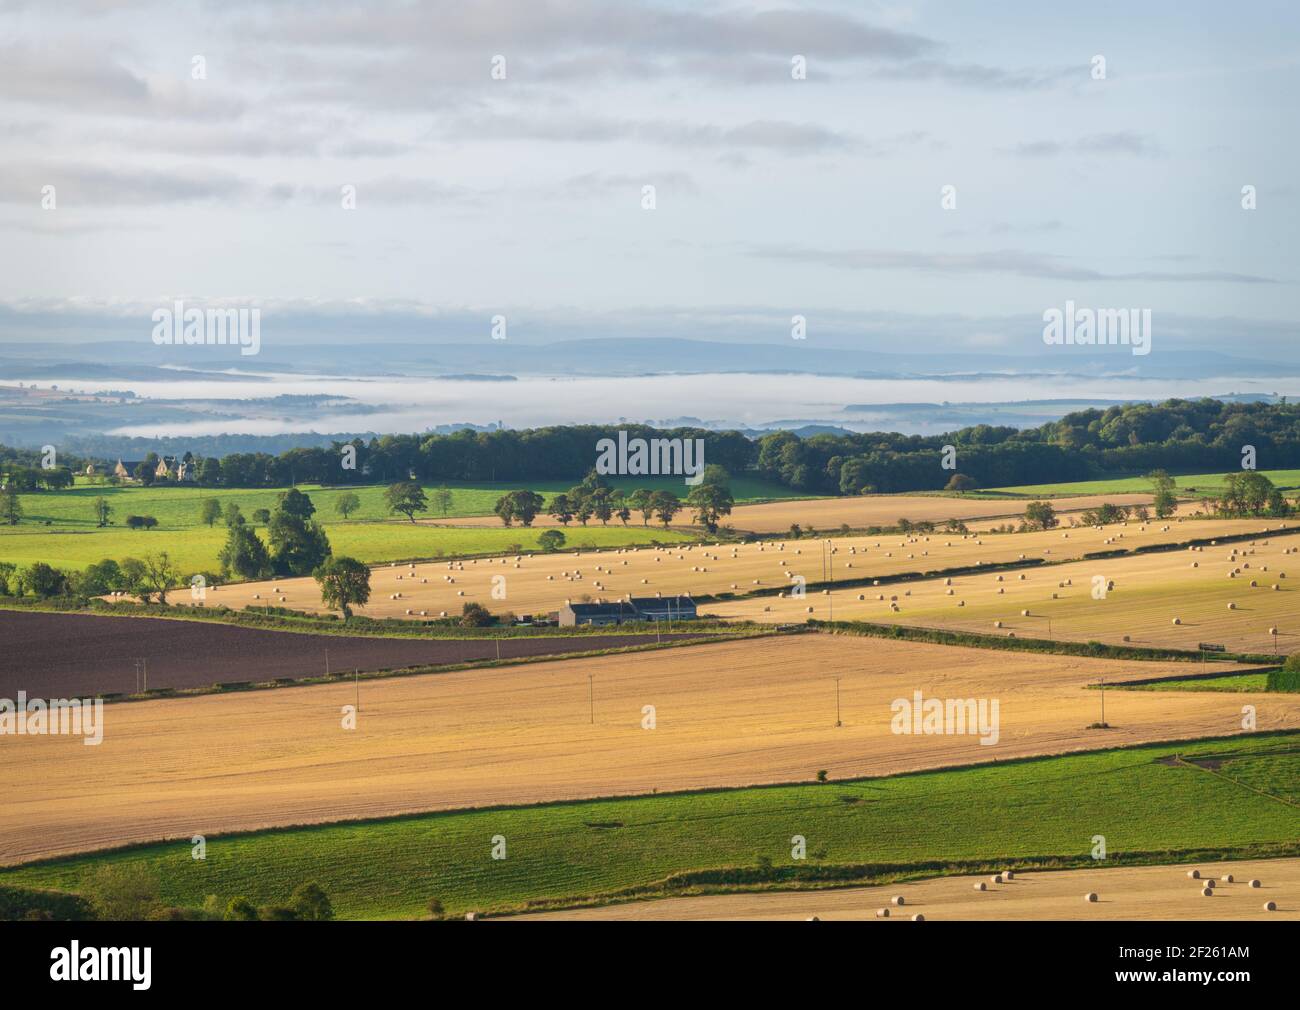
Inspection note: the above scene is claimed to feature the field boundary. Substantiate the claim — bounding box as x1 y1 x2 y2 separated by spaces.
494 841 1300 918
9 728 1293 873
810 620 1279 664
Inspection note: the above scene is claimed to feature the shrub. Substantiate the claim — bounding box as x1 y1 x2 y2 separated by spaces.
289 881 334 921
1267 656 1300 693
224 898 258 921
87 864 161 921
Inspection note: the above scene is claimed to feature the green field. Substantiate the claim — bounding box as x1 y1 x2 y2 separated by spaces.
5 733 1296 920
982 469 1300 498
15 475 801 530
0 522 692 574
0 475 786 573
1114 673 1271 693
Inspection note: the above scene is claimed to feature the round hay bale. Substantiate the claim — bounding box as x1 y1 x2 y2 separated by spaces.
1020 609 1030 617
890 895 905 906
1085 892 1098 903
1205 878 1216 888
1228 602 1236 610
1172 617 1182 625
911 913 925 921
973 881 987 892
1201 887 1214 897
875 908 890 918
805 915 820 922
1003 870 1015 880
1250 879 1262 888
993 620 1002 628
1264 900 1277 911
1221 873 1234 883
991 874 1003 884
1187 869 1201 879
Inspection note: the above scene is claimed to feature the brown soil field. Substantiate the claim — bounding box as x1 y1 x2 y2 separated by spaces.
0 609 711 697
188 516 1295 623
514 857 1300 920
713 528 1300 654
428 492 1159 533
4 634 1293 864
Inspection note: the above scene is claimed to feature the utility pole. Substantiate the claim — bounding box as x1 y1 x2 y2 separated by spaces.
834 676 842 727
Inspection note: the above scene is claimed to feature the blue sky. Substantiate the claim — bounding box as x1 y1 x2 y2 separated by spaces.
0 0 1296 360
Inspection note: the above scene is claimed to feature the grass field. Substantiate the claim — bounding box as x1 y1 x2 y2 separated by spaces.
16 475 801 529
984 469 1300 498
6 633 1292 865
0 521 692 573
1115 673 1272 693
4 732 1296 919
712 525 1300 654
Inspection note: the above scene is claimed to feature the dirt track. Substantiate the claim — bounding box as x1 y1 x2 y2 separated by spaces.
4 634 1292 865
0 609 710 697
514 858 1300 920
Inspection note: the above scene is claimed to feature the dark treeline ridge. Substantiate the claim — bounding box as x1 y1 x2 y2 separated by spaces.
2 398 1299 493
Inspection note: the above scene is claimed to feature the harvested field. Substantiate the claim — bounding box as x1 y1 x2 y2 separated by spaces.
429 492 1160 533
185 516 1294 622
0 609 712 697
4 633 1293 864
516 858 1300 920
713 528 1300 654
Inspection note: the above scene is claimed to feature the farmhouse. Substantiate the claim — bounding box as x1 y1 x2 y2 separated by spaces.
113 459 144 480
559 595 697 627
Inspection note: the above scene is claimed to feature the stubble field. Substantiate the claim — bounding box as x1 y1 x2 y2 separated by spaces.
194 516 1295 621
5 633 1292 865
713 528 1300 654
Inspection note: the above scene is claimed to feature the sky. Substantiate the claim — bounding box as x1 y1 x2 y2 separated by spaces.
0 0 1296 359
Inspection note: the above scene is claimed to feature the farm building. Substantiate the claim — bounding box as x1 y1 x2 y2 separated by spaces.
559 595 697 627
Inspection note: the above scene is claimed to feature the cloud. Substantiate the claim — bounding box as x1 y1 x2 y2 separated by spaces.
1006 132 1163 158
443 113 852 152
0 44 245 120
749 246 1276 284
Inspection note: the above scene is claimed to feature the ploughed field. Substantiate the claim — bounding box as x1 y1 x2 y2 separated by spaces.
0 609 713 698
518 858 1300 921
5 633 1292 864
185 516 1292 622
713 527 1300 654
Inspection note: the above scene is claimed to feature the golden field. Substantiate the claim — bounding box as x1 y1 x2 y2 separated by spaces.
4 633 1292 864
183 516 1294 621
428 492 1161 533
713 528 1300 654
516 857 1300 921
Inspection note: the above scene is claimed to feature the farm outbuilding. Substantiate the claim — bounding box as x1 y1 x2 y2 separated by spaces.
559 595 698 627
